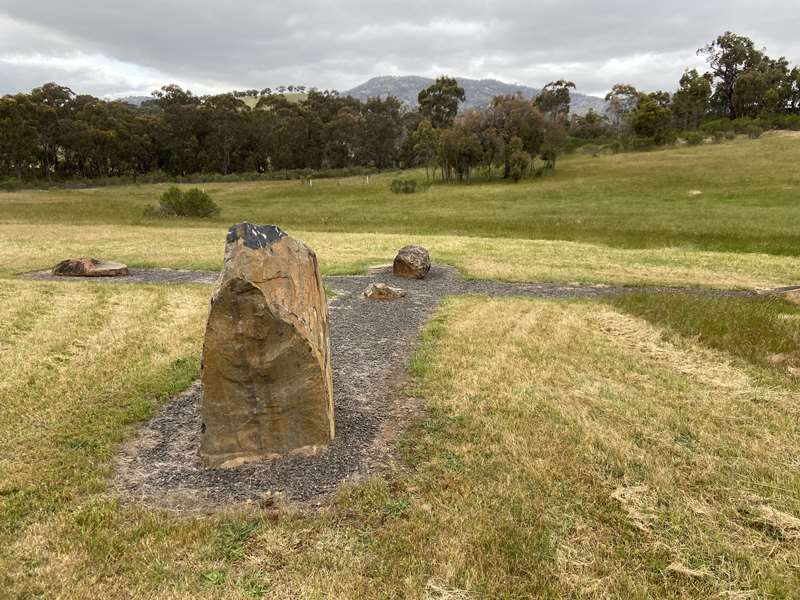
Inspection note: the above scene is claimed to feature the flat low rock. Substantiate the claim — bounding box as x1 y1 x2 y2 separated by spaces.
52 257 129 277
363 282 406 300
393 245 431 279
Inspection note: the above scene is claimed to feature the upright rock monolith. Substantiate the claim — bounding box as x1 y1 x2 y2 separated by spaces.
200 223 334 468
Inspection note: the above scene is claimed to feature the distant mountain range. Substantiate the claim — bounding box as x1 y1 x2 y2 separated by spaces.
344 76 607 116
120 76 607 116
118 96 151 107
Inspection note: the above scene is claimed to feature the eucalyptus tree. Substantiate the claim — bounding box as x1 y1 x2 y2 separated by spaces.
672 70 712 129
0 94 38 179
418 75 466 129
202 94 250 174
362 96 404 169
411 118 439 179
534 80 576 122
604 84 641 129
488 94 546 178
630 93 673 144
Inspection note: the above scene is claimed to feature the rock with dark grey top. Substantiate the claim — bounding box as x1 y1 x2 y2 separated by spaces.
225 222 286 249
393 245 431 279
200 223 334 468
52 257 129 277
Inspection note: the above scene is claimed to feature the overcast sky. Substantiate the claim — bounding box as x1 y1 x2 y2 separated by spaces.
1 1 798 99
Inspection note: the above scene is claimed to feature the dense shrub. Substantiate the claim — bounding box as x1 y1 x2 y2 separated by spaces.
771 114 800 131
390 178 419 194
724 130 737 140
0 176 20 192
697 116 792 136
700 119 733 134
685 132 704 146
712 131 725 143
564 137 588 153
746 124 763 139
149 186 220 217
508 151 531 182
581 144 601 157
565 136 616 154
731 117 767 134
631 137 657 150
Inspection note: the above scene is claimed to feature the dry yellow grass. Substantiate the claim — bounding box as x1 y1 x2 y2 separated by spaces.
400 298 800 596
2 289 799 597
1 222 798 289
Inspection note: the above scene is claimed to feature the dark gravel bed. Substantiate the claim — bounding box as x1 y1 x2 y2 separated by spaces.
105 265 795 511
25 265 796 298
24 267 219 285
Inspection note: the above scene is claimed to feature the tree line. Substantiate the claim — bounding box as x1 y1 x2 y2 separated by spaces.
1 31 798 185
577 31 800 149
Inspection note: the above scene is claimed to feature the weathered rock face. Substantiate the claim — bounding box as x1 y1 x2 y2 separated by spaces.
393 245 431 279
52 257 129 277
200 223 334 468
363 282 406 300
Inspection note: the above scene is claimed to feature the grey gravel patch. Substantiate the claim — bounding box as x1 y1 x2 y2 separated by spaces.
109 264 790 512
23 268 218 285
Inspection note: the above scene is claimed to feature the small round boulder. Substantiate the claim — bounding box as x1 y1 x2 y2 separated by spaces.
393 245 431 279
52 257 129 277
363 282 406 300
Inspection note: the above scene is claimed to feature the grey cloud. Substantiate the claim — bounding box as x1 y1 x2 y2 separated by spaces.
1 1 798 97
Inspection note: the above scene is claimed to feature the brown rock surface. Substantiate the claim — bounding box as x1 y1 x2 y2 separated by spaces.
363 282 406 300
393 245 431 279
52 257 129 277
200 223 333 468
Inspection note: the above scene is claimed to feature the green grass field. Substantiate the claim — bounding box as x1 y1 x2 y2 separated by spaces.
2 133 800 598
4 133 800 252
3 132 799 288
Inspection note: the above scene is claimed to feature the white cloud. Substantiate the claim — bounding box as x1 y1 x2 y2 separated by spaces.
0 1 798 97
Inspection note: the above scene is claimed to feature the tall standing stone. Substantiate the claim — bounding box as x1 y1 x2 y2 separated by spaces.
200 223 334 468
